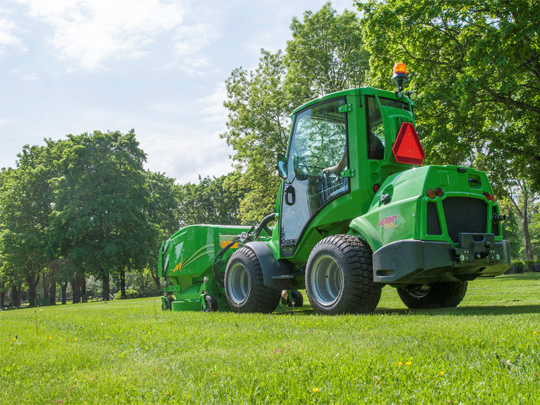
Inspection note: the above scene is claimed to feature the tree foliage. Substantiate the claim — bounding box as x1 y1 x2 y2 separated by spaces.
359 0 540 172
49 130 156 300
178 173 244 226
0 143 59 306
222 3 367 222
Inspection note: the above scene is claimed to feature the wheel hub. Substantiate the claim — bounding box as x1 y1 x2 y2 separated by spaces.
227 262 249 304
309 254 343 306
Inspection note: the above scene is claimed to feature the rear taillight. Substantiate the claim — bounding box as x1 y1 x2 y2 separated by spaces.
427 189 436 199
483 191 495 202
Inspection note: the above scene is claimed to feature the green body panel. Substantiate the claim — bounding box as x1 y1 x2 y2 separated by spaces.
159 224 251 311
349 165 501 252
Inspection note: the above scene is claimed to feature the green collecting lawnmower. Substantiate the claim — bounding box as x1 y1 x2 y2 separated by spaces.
159 63 511 315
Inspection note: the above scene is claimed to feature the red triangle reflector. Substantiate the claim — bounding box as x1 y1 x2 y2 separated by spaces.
392 122 425 165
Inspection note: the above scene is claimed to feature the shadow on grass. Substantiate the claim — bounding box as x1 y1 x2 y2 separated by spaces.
273 304 540 317
498 272 540 280
376 304 540 316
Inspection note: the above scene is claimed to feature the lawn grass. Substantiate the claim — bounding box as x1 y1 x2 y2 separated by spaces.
1 273 539 404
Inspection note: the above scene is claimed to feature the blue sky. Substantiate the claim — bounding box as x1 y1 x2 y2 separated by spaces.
0 0 355 184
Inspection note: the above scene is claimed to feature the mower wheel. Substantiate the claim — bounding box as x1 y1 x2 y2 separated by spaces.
397 281 468 309
305 234 381 315
287 290 304 307
201 295 218 312
225 247 281 313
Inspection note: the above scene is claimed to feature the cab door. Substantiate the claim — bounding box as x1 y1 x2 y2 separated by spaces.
280 97 350 257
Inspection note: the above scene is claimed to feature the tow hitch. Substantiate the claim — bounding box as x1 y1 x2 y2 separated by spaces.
454 233 501 264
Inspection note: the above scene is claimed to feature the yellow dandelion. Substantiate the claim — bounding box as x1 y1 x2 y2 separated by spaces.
116 323 120 327
397 361 403 366
440 371 445 375
12 338 16 341
312 388 320 393
74 337 78 341
534 331 537 335
48 337 52 340
405 361 412 366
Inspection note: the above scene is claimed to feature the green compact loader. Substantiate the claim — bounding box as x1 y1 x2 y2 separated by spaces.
159 63 510 314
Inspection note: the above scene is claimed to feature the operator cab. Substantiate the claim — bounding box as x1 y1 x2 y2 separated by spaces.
277 64 418 258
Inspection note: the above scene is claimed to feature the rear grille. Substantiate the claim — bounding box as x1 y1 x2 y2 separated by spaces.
442 197 487 243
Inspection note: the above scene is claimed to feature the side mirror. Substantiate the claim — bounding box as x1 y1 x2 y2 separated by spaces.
276 153 287 179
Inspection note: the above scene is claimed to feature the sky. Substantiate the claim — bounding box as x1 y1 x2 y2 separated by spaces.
0 0 356 184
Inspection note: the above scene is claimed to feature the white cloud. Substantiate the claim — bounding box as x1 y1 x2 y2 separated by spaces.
13 0 213 71
22 73 37 81
141 127 233 184
0 9 26 55
196 82 228 124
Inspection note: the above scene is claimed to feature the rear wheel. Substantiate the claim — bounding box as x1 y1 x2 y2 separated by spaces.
225 247 281 313
305 234 381 315
397 281 468 309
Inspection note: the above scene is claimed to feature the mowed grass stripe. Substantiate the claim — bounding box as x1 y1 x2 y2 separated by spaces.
1 273 539 404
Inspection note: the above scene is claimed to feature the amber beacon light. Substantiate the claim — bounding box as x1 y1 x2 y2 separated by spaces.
391 63 408 94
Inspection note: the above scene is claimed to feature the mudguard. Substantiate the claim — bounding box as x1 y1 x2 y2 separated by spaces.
245 242 294 290
348 216 383 253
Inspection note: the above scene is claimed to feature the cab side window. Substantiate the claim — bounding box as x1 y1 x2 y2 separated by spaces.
365 96 385 160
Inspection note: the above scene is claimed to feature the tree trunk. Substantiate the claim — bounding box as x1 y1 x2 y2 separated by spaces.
11 285 19 307
27 273 40 307
522 190 534 261
103 272 110 301
72 276 82 304
42 273 50 302
49 282 57 305
152 271 162 289
0 281 5 308
60 281 68 305
120 270 126 299
81 277 87 303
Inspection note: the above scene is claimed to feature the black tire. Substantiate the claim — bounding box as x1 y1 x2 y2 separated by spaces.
287 290 304 307
224 247 281 313
201 295 218 312
305 234 381 315
397 281 468 309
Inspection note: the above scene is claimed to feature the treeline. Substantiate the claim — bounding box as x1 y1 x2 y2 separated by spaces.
0 130 243 307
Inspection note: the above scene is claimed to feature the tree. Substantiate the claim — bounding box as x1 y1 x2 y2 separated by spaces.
222 3 368 222
49 130 156 300
144 170 180 288
177 173 244 226
0 144 58 306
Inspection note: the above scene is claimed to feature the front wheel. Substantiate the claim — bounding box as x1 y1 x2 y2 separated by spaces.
305 234 381 315
224 247 281 313
397 281 468 309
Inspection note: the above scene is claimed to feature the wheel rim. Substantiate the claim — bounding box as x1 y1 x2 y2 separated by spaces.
227 262 249 305
406 284 432 299
309 254 343 307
